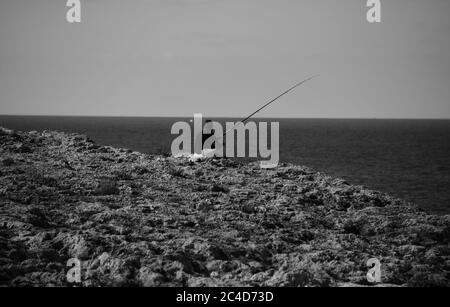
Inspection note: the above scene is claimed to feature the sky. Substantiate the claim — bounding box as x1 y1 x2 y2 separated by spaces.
0 0 449 118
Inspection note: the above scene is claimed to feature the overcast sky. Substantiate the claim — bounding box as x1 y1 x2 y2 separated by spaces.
0 0 449 118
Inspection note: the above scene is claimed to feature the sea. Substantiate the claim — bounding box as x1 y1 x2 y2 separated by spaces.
1 115 449 215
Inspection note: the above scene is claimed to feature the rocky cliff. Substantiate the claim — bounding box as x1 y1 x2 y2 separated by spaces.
0 127 448 286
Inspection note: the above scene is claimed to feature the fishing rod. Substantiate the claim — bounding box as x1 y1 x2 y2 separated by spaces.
221 75 319 137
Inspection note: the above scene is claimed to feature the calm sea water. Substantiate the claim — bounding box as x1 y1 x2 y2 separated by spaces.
1 116 449 214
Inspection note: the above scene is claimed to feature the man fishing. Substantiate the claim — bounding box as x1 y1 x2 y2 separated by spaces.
180 75 318 162
203 75 318 152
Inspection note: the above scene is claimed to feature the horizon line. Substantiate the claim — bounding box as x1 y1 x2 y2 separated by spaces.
1 114 450 120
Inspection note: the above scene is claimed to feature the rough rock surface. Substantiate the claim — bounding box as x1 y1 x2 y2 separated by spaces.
0 127 448 287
